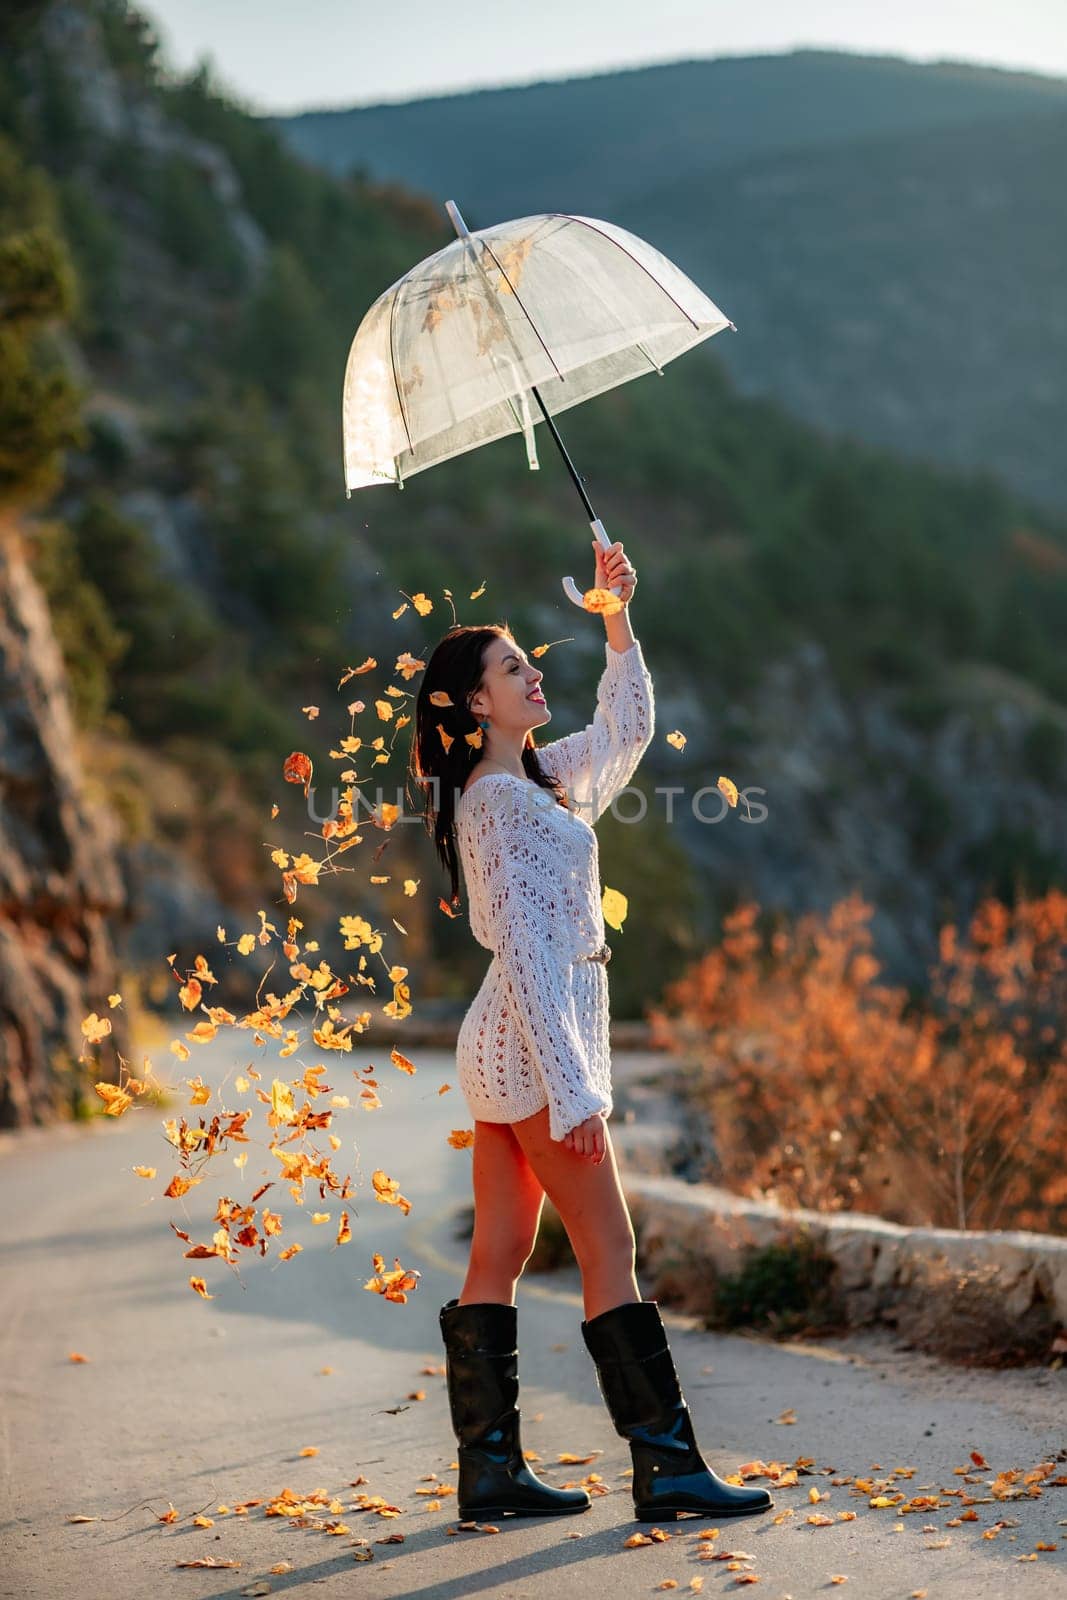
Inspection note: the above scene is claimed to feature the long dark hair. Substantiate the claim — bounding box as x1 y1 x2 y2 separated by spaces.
407 624 570 909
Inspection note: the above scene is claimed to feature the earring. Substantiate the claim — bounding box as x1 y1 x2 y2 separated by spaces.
479 717 490 730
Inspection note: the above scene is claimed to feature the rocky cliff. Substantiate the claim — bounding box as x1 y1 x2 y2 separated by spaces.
0 515 129 1125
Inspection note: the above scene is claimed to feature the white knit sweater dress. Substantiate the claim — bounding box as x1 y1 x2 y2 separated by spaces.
454 637 655 1142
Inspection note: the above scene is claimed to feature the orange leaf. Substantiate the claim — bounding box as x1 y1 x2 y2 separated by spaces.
283 751 313 797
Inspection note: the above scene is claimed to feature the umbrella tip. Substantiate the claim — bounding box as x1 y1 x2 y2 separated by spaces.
444 199 470 240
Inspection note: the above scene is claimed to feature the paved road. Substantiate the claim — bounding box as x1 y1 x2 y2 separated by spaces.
2 1040 1065 1599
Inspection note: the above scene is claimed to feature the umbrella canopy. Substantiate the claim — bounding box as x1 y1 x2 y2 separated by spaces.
342 211 735 494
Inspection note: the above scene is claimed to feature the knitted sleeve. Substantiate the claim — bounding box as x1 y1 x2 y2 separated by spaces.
537 638 655 824
469 778 610 1142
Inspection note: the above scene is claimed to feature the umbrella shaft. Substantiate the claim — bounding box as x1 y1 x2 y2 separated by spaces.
530 383 596 521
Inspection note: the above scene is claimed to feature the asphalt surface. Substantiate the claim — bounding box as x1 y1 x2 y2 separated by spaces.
2 1038 1065 1599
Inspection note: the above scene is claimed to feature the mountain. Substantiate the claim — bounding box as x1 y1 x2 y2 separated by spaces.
277 50 1067 510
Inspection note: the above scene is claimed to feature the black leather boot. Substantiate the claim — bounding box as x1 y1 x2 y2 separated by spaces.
439 1297 592 1520
581 1298 773 1521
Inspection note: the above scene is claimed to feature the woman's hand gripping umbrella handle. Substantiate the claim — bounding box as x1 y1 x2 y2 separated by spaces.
562 519 625 607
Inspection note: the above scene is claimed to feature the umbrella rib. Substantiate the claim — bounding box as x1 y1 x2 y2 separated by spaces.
388 277 415 457
555 214 702 332
477 238 565 383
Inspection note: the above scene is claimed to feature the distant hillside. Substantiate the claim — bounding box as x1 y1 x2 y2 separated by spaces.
277 50 1067 511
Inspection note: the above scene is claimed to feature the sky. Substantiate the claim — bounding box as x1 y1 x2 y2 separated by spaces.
140 0 1067 115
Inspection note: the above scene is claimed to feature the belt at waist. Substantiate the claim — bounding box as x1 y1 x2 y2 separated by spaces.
487 941 612 965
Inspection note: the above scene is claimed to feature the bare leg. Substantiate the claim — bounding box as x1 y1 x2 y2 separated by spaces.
460 1119 547 1305
509 1104 641 1320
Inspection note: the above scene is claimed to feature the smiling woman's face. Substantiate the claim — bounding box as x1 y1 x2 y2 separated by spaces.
468 636 551 733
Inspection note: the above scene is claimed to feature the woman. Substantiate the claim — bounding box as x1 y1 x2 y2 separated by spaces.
410 538 772 1526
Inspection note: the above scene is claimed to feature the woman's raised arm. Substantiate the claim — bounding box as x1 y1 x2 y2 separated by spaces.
537 637 655 824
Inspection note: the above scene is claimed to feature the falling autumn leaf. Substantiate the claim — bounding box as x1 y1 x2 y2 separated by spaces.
283 750 313 797
581 585 626 617
372 1169 412 1215
94 1083 131 1117
602 886 628 931
363 1253 420 1303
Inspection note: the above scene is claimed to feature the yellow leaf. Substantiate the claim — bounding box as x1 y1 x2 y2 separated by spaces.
582 586 625 617
94 1083 131 1117
602 886 628 931
81 1012 112 1043
271 1079 296 1122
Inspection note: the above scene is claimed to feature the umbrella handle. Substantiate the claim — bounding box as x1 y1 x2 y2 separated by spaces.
562 518 623 608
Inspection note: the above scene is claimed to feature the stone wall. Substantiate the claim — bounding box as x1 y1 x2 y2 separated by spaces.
625 1173 1067 1337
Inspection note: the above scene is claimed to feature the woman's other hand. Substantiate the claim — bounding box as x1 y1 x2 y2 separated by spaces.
562 1111 607 1164
592 539 637 605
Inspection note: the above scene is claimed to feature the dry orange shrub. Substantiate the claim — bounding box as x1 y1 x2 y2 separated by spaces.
647 889 1067 1234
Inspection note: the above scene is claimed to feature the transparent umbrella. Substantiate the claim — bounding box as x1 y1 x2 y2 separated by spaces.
342 201 736 606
